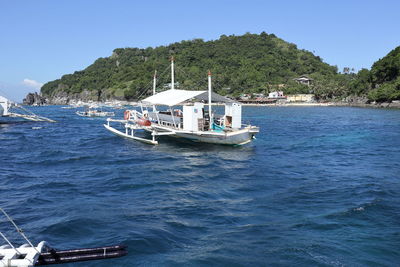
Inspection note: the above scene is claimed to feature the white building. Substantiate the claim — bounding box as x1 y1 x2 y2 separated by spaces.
287 94 315 102
268 91 285 98
293 75 313 86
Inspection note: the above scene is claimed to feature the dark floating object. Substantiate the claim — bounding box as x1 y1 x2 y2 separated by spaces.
36 244 127 265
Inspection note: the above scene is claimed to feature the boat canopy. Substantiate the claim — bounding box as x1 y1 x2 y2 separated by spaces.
0 96 9 116
141 89 234 106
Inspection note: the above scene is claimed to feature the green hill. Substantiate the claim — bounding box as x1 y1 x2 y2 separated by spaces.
41 32 342 101
366 46 400 102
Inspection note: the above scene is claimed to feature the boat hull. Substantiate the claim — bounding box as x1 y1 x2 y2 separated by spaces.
174 131 254 145
149 125 259 145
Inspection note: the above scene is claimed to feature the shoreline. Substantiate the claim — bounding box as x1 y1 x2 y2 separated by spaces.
240 101 400 109
240 102 333 107
29 100 400 109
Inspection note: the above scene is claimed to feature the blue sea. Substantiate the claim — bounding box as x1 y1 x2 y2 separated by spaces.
1 106 400 266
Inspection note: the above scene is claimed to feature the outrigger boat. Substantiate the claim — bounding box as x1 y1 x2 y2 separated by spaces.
0 208 127 266
76 106 115 117
104 59 259 145
0 96 55 122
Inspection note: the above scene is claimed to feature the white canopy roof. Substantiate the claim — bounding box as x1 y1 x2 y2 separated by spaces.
141 89 234 106
142 89 206 106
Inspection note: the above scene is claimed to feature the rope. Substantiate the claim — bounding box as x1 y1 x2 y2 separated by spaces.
174 65 207 90
134 65 172 100
0 231 22 255
0 86 19 104
0 208 39 253
131 62 229 101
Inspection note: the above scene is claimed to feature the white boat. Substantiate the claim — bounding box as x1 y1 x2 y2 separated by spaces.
0 96 55 122
104 59 259 145
0 208 127 266
76 106 115 117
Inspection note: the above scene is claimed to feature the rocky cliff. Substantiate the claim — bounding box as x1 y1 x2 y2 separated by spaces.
46 89 119 104
23 92 47 106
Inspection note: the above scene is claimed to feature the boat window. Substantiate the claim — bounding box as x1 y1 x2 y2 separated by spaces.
225 116 232 127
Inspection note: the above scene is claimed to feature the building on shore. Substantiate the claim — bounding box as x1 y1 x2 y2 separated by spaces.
293 75 313 86
287 94 315 102
268 91 285 98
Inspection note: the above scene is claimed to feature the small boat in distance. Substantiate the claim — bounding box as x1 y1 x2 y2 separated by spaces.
76 106 115 117
104 58 259 145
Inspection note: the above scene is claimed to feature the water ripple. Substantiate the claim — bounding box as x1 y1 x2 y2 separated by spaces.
1 106 400 266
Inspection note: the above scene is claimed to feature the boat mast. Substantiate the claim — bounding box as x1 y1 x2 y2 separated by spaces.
153 70 157 95
171 56 175 90
208 70 212 130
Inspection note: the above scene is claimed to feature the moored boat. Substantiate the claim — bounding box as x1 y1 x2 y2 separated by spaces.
104 58 259 145
76 106 115 117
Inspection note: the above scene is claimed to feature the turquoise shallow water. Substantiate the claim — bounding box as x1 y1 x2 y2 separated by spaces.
1 106 400 266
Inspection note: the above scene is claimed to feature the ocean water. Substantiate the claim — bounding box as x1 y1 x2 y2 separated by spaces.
1 106 399 266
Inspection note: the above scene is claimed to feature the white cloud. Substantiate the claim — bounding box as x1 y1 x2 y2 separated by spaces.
0 81 39 103
22 79 43 90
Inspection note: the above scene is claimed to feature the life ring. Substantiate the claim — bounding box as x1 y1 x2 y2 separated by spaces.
124 110 130 120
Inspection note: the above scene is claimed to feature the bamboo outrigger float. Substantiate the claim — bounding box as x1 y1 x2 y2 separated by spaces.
104 58 259 145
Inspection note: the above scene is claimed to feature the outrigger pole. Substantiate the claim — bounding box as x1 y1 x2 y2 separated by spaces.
208 70 212 130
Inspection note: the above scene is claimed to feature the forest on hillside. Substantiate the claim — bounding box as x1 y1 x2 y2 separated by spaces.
41 33 400 102
350 46 400 102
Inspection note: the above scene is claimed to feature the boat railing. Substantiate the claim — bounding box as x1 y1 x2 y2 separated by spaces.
149 112 182 129
0 208 41 260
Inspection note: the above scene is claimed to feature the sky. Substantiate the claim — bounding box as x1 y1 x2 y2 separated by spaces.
0 0 399 101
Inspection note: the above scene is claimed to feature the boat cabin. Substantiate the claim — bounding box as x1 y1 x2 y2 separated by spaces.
141 89 241 133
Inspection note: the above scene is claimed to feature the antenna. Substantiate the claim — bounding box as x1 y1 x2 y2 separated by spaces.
171 56 175 90
153 70 157 95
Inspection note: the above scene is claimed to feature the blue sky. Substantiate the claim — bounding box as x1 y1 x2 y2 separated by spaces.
0 0 399 101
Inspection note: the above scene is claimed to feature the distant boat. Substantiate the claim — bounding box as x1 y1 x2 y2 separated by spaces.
76 106 115 117
104 58 259 145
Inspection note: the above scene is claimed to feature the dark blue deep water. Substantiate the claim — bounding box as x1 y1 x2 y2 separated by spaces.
1 106 400 266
